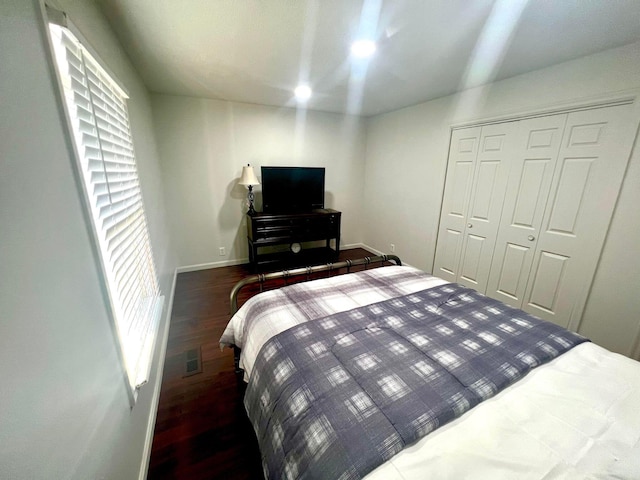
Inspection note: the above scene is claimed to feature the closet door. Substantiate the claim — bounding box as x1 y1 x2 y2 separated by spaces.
433 127 481 283
486 114 567 307
522 104 636 329
456 123 515 292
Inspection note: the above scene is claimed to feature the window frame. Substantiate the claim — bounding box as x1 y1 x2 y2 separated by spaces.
44 6 164 407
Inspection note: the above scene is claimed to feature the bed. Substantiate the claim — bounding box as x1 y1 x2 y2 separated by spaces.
220 257 640 480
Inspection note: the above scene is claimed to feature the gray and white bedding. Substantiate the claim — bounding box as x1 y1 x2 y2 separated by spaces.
220 266 640 480
220 266 448 380
243 283 586 480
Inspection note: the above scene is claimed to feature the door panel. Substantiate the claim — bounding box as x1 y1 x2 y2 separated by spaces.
456 123 516 292
469 161 499 221
527 128 558 149
439 229 463 276
567 122 606 146
527 251 569 313
546 158 593 235
486 115 567 307
449 162 474 217
459 234 485 284
495 243 530 299
433 128 481 282
523 104 636 329
512 159 549 228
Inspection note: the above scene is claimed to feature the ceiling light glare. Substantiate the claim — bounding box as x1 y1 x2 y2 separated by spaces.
351 40 376 58
294 84 312 102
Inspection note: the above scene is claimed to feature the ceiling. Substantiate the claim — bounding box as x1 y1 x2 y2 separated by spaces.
97 0 640 117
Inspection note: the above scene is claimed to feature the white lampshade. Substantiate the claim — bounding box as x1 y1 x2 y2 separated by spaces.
239 165 260 186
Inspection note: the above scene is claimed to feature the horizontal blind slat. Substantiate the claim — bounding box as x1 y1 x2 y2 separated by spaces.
108 224 145 264
88 83 128 119
119 261 148 316
116 244 148 312
97 137 134 155
110 218 146 266
103 205 144 245
92 108 130 133
101 197 142 230
87 158 137 172
96 117 132 142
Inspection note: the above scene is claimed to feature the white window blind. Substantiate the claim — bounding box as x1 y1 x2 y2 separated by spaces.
49 22 163 400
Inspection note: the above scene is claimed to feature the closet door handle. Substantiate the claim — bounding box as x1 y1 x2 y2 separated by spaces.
467 223 473 228
528 235 535 241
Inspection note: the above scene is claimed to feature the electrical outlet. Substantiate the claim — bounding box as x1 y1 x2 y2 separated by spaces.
390 244 395 253
219 247 226 256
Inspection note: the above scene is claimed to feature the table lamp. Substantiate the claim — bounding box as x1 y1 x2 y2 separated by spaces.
239 164 260 214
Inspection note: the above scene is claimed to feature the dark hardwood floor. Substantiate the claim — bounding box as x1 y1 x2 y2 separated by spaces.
147 248 380 479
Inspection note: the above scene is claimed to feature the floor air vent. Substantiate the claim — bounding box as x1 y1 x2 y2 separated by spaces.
183 346 203 377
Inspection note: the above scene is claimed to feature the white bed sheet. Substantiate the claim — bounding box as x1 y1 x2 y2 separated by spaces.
222 266 640 479
365 342 640 479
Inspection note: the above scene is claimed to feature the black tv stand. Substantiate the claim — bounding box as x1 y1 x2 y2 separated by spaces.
247 209 341 271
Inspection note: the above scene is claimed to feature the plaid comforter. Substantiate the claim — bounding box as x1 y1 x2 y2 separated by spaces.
221 266 448 380
244 283 587 480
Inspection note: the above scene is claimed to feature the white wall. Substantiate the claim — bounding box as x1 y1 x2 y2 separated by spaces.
363 41 640 358
151 95 366 267
0 1 175 478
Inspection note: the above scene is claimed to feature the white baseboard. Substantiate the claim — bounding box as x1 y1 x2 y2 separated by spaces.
138 269 178 480
356 243 386 256
176 257 249 273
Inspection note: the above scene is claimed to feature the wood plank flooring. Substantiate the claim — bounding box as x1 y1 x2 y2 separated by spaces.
148 248 380 479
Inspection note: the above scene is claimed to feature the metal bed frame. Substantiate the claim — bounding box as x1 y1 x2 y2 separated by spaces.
228 254 403 374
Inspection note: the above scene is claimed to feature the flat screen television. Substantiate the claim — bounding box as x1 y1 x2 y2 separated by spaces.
261 166 325 213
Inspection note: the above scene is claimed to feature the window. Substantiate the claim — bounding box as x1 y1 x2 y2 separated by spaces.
48 18 163 404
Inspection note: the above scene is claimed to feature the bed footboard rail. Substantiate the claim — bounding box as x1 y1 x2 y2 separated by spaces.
229 255 402 316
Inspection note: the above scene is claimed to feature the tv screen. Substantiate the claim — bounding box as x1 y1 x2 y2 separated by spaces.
261 166 325 213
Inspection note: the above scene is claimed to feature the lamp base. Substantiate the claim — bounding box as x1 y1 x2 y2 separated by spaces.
247 185 256 215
